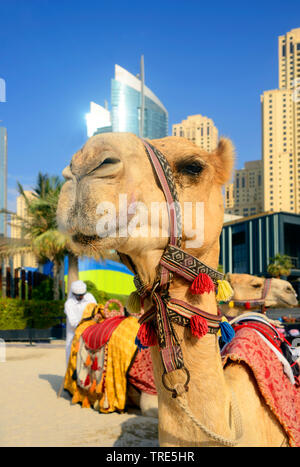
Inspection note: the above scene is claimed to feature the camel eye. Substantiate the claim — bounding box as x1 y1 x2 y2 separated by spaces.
100 157 120 165
177 160 204 176
252 283 261 288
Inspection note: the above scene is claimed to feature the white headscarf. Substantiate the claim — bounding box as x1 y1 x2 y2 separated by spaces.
69 280 87 298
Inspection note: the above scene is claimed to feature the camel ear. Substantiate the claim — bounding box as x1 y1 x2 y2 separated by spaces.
212 138 235 185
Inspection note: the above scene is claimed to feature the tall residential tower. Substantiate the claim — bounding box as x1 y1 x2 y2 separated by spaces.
172 114 218 152
261 28 300 214
225 160 263 217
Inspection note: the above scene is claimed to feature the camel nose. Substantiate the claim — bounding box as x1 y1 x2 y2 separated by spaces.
62 165 74 181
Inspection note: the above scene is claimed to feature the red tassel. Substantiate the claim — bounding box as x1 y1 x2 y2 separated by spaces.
89 379 97 394
245 302 251 310
91 356 98 371
136 322 157 347
190 273 215 295
190 315 208 338
84 374 90 387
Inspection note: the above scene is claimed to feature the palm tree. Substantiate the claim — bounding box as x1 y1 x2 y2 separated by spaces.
267 253 293 278
0 172 79 299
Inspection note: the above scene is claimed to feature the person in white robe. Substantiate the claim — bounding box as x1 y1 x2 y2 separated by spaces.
64 280 97 366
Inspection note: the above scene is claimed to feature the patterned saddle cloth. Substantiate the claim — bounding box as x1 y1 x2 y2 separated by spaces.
76 316 126 391
224 313 300 384
222 313 300 447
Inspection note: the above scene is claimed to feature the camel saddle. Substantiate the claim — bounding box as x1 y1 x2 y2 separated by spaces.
222 314 300 447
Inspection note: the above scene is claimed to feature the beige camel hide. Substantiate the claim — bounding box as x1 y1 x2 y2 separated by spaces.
57 133 289 447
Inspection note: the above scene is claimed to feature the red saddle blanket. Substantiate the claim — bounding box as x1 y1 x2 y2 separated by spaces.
82 316 126 350
222 327 300 447
128 347 157 396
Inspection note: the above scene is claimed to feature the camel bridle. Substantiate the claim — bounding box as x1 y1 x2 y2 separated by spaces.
119 139 230 392
117 139 244 446
226 274 273 313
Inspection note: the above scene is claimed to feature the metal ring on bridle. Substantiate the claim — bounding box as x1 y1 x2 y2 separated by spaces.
162 366 191 398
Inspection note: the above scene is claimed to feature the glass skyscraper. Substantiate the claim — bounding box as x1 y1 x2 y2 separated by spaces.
0 127 7 236
86 62 168 139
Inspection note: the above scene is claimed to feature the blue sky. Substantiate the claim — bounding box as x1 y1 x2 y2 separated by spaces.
1 0 300 211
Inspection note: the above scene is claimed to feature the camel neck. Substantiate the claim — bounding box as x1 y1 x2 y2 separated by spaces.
151 322 233 446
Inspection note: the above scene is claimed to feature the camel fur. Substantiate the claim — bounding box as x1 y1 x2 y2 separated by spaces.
57 133 292 447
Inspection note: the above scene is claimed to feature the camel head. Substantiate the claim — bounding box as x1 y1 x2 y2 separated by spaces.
228 273 298 308
57 132 234 283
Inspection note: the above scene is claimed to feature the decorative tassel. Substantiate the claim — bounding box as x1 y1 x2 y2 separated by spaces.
93 399 100 411
229 301 235 308
136 322 157 348
219 317 235 343
216 280 234 302
85 354 92 367
72 390 81 404
135 335 149 351
91 356 98 371
84 374 90 387
82 396 91 408
190 315 208 338
96 382 104 395
245 302 251 310
126 291 142 313
89 379 97 394
190 273 215 295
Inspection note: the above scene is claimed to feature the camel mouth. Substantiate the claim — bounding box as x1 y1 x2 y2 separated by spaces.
277 296 298 307
71 233 100 246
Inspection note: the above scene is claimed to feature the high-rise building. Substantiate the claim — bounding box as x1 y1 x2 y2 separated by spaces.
0 127 7 236
86 59 168 139
278 28 300 90
172 115 218 152
10 191 38 269
261 27 300 214
225 160 263 217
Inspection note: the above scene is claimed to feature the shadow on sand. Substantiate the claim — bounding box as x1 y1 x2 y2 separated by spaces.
39 373 159 446
39 374 70 401
113 416 159 447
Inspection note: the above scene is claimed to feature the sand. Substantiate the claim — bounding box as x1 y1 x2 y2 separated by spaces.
0 342 158 447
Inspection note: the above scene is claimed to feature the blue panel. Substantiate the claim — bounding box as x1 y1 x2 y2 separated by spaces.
64 256 133 276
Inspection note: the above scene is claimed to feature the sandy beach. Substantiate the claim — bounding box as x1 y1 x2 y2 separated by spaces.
0 341 158 447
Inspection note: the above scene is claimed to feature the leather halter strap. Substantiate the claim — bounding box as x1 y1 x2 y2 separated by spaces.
229 277 273 308
142 139 182 287
142 139 182 248
139 140 185 373
118 139 225 377
161 245 223 286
